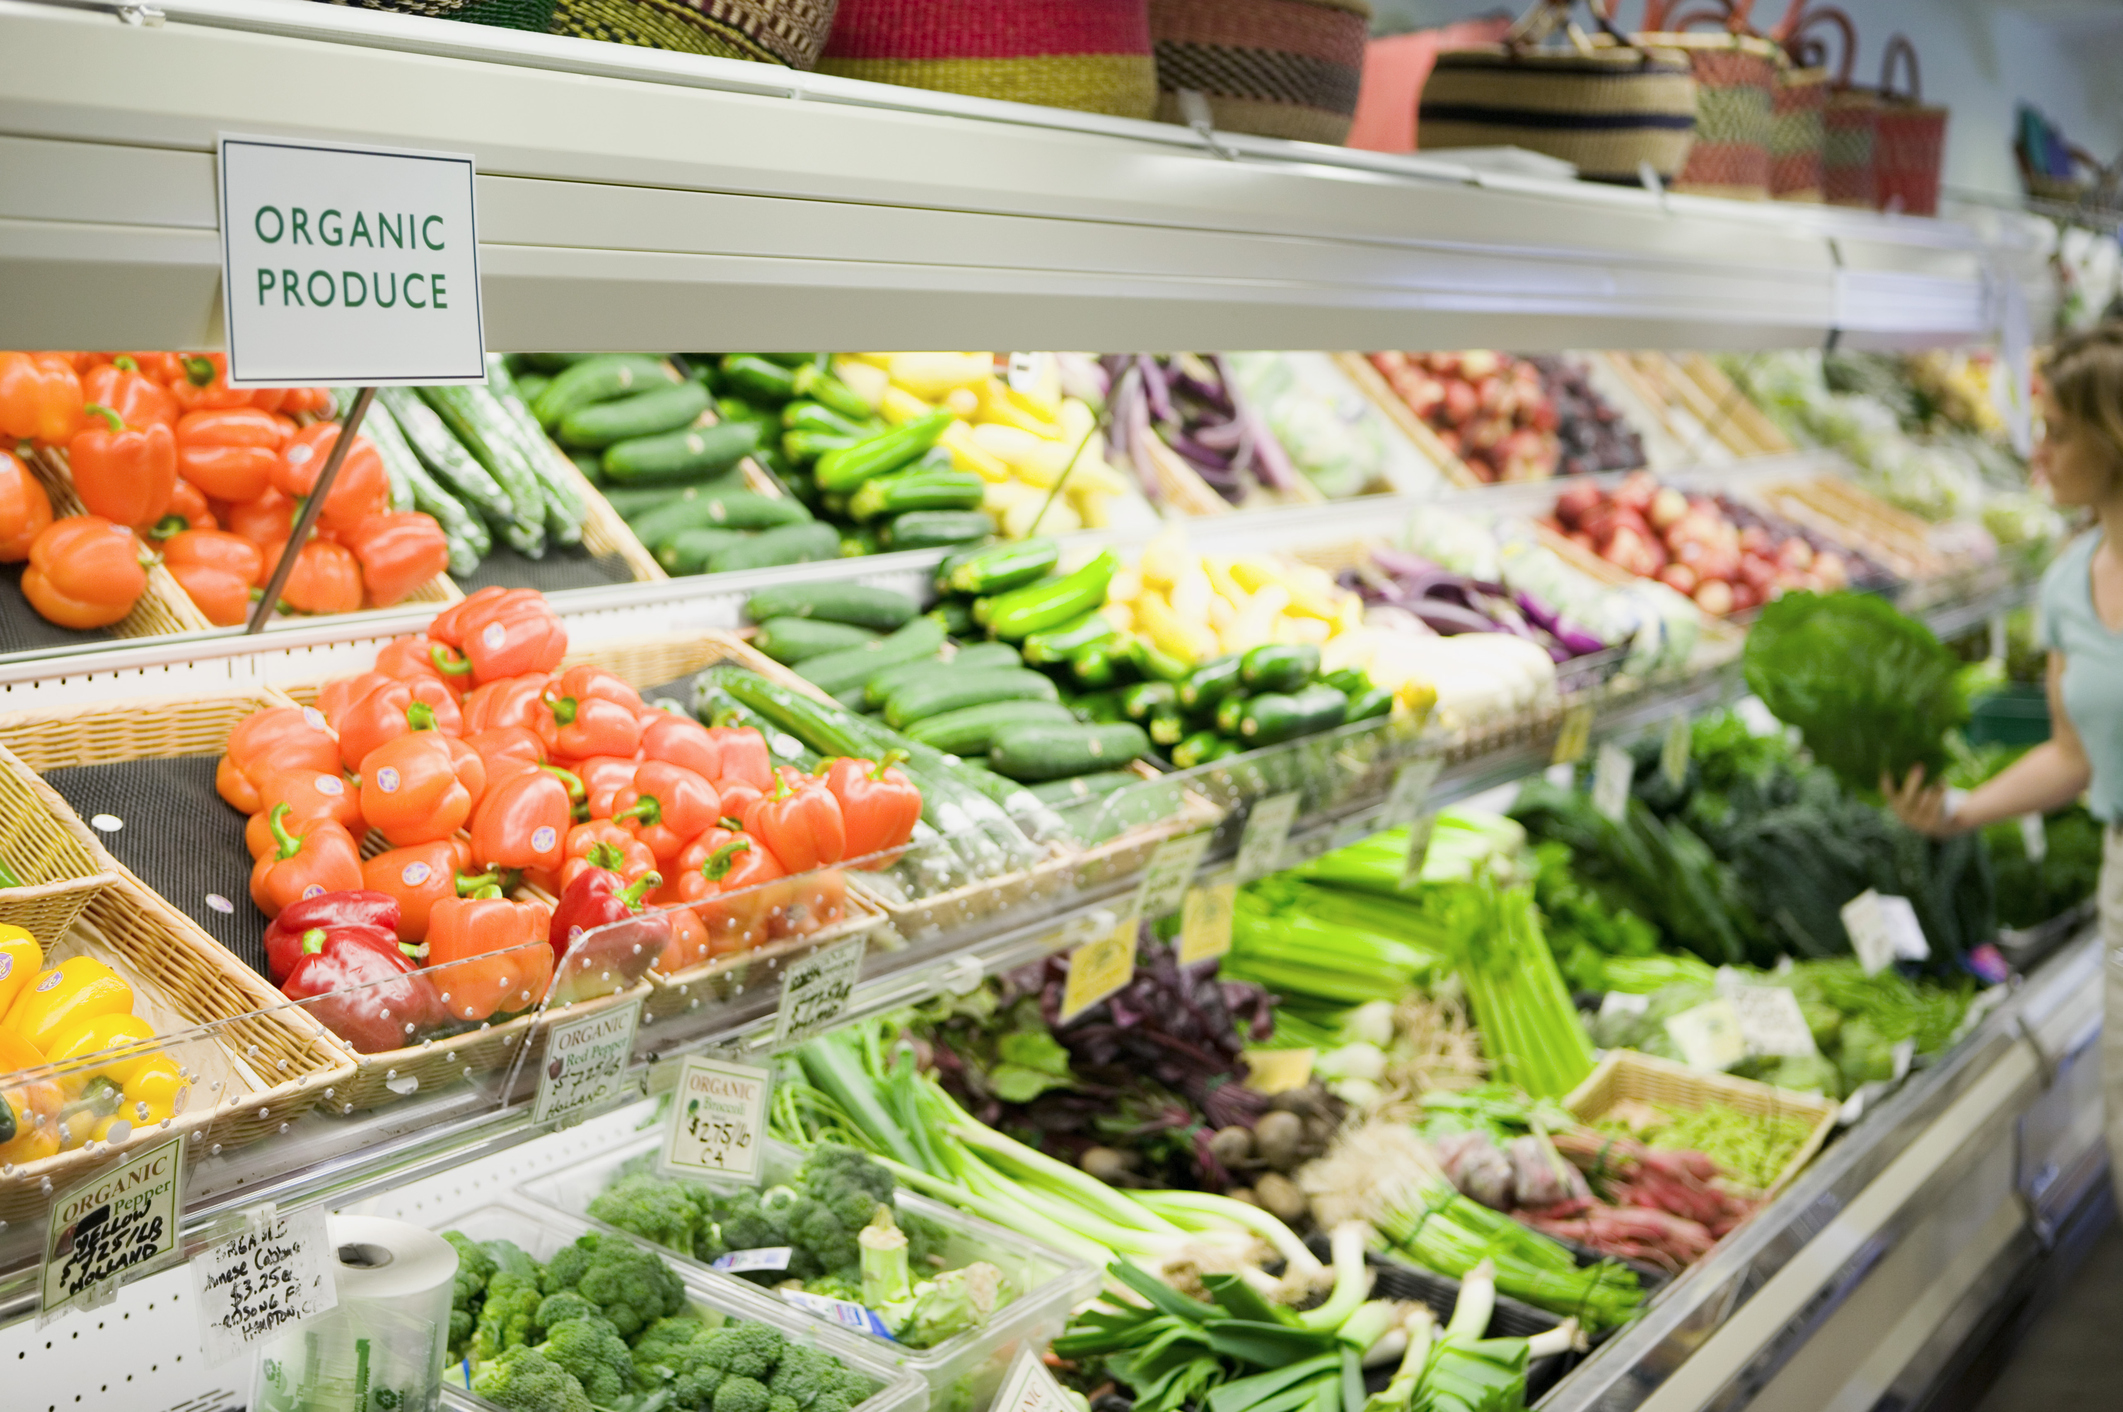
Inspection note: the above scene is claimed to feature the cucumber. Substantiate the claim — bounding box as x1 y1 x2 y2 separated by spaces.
602 421 761 484
1240 643 1322 694
883 670 1063 730
1343 686 1394 723
1026 771 1140 806
519 353 593 373
601 482 706 518
849 470 985 522
657 528 753 576
1069 690 1126 724
783 401 880 439
483 356 588 548
629 490 811 548
988 723 1151 782
928 599 977 636
1147 706 1187 748
531 354 675 428
513 371 552 404
943 538 1061 596
1237 684 1348 746
753 617 881 665
1022 611 1118 666
704 522 843 573
1215 692 1251 736
1069 642 1123 690
839 526 879 558
571 451 606 487
882 510 994 551
744 582 918 631
557 381 713 450
1321 667 1372 696
948 642 1021 673
798 617 949 697
363 397 488 574
1180 655 1244 714
1128 638 1192 684
1121 681 1179 722
863 659 953 710
417 384 549 557
1170 730 1224 770
984 551 1119 641
378 387 515 529
905 700 1075 756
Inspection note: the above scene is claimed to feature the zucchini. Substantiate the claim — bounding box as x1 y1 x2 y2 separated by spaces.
1214 692 1251 736
984 551 1119 641
378 388 515 528
1179 655 1244 714
1321 667 1372 696
1170 730 1223 770
882 509 993 550
1120 681 1179 722
1027 771 1140 806
744 583 918 631
905 700 1075 756
988 723 1151 782
1237 684 1348 746
753 617 880 665
704 521 842 573
943 538 1061 596
948 642 1020 673
602 421 761 484
863 659 953 711
798 617 950 696
531 354 675 428
1128 638 1192 685
657 528 753 576
1240 643 1321 694
629 490 810 548
883 670 1063 730
418 384 548 557
1069 690 1126 724
784 429 858 464
719 354 803 403
1022 611 1118 665
1068 642 1122 690
927 599 977 636
1343 686 1394 723
483 356 588 548
556 381 712 450
1147 706 1187 749
816 410 953 494
783 401 880 439
364 398 488 574
850 470 985 522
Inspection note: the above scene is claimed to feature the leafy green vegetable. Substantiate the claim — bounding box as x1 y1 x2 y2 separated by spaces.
1440 882 1595 1099
1596 1099 1813 1192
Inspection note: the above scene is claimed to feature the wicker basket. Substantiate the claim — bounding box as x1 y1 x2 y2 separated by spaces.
1779 3 1875 208
1751 474 1951 580
1629 5 1783 201
1565 1048 1838 1199
1872 34 1945 217
548 0 839 66
819 0 1158 120
0 743 119 947
1610 351 1794 458
1768 62 1828 201
20 449 214 640
1149 0 1371 145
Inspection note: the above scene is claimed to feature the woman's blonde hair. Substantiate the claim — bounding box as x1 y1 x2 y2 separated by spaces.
2045 323 2123 472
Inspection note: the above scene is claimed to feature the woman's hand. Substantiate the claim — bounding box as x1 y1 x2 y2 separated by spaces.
1883 764 1962 837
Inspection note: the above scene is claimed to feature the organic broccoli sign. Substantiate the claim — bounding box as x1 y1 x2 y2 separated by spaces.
217 135 485 387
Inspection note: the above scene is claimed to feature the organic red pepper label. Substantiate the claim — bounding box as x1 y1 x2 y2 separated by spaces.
36 971 61 993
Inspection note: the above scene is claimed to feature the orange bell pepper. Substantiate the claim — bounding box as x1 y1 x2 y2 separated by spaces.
558 821 656 893
375 635 474 699
363 838 476 945
658 826 784 957
175 407 287 503
461 673 555 735
463 726 546 794
281 538 364 616
339 511 448 607
335 677 464 774
22 516 145 630
359 730 472 846
425 888 554 1022
248 803 364 917
242 768 363 859
81 358 178 433
316 671 392 731
0 448 54 563
741 770 846 872
430 587 567 685
216 704 342 814
443 733 489 812
0 1027 63 1167
656 906 712 972
223 488 296 560
117 352 189 385
169 353 254 412
613 761 724 864
537 666 645 762
468 766 578 874
69 404 176 532
162 528 263 627
0 352 84 444
578 755 645 819
273 424 389 533
157 477 216 537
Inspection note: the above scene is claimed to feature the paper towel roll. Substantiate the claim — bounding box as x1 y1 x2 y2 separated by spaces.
252 1217 459 1412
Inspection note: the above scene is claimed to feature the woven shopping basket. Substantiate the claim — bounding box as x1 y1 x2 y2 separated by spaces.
818 0 1157 119
546 0 838 65
331 0 556 32
1873 34 1946 216
1780 2 1875 207
1420 0 1697 186
1148 0 1371 145
1632 1 1784 200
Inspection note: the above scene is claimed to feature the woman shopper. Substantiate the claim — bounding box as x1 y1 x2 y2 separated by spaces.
1887 323 2123 1188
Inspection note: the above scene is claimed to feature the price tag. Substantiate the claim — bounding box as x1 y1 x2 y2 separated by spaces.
1841 890 1930 974
1234 791 1300 883
774 935 868 1048
192 1206 337 1364
1134 829 1213 922
1060 917 1138 1024
1599 990 1650 1021
534 996 642 1127
1244 1048 1315 1094
1005 352 1052 395
1664 998 1747 1072
994 1345 1075 1412
780 1289 895 1339
2020 813 2048 864
1400 812 1438 888
662 1055 774 1185
1718 984 1819 1058
44 1134 185 1314
216 136 485 386
711 1247 792 1273
1661 714 1692 788
1382 756 1443 829
1552 704 1594 766
1178 879 1236 965
1592 741 1634 822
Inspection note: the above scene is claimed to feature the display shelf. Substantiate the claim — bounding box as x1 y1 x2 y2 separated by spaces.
0 0 2050 356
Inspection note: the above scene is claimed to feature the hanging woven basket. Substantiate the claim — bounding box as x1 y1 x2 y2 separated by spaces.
1149 0 1372 146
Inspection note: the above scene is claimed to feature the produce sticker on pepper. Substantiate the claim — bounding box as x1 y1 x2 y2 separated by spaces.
661 1055 773 1186
192 1205 337 1364
43 1134 185 1315
533 996 642 1127
773 935 867 1049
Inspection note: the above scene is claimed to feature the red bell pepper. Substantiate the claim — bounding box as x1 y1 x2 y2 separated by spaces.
340 512 449 608
262 889 403 984
243 768 363 858
425 887 554 1022
280 919 443 1055
361 839 477 944
577 755 644 820
538 666 644 761
460 673 554 735
558 822 657 892
612 761 724 864
82 357 178 433
660 826 785 956
175 407 287 503
22 515 146 630
374 635 474 699
280 538 365 616
430 587 567 685
69 404 176 532
0 352 84 444
169 353 255 412
548 867 668 1006
824 752 923 866
708 724 774 793
742 771 847 873
218 704 342 814
359 730 473 847
336 679 465 774
273 423 390 534
249 803 364 918
468 766 580 874
640 712 722 781
0 448 54 563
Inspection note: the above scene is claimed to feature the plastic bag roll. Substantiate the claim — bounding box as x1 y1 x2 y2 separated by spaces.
253 1216 458 1412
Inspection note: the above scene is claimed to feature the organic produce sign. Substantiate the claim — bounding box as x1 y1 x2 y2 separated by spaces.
217 135 484 385
662 1055 773 1185
43 1135 185 1313
532 997 641 1127
995 1344 1075 1412
773 935 867 1048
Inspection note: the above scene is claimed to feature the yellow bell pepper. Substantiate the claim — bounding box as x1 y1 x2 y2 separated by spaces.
0 925 40 1020
117 1054 187 1127
0 1025 62 1164
6 957 133 1055
43 1013 157 1091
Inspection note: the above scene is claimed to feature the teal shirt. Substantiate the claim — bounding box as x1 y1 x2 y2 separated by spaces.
2037 530 2123 823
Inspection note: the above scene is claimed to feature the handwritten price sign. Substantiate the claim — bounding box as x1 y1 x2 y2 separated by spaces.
44 1135 185 1314
773 936 867 1049
663 1055 773 1185
192 1207 336 1364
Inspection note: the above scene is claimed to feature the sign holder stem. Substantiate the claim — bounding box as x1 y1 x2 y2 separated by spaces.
244 385 375 634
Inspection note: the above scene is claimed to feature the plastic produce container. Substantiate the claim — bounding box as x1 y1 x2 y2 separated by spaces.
521 1135 1098 1412
436 1202 927 1412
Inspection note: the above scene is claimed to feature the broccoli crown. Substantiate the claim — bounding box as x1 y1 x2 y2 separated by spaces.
769 1396 803 1412
542 1232 687 1341
485 1238 542 1284
474 1270 546 1365
900 1210 949 1275
712 1321 787 1381
471 1344 592 1412
767 1345 844 1409
535 1291 602 1336
784 1198 860 1283
633 1316 710 1377
798 1145 895 1232
446 1232 497 1359
589 1173 703 1256
711 1189 788 1254
538 1316 635 1406
811 1392 854 1412
630 1317 733 1408
714 1375 773 1412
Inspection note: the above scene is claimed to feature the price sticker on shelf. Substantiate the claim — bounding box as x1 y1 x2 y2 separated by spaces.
1382 756 1443 830
1060 916 1139 1024
1178 877 1237 965
192 1205 337 1364
1664 998 1747 1072
994 1344 1076 1412
1400 811 1439 888
534 996 642 1127
1552 704 1595 767
1840 890 1931 975
1661 713 1692 788
1592 741 1634 823
1134 829 1214 922
44 1134 186 1315
774 935 868 1049
662 1055 774 1186
1234 791 1300 883
1244 1047 1315 1095
1716 982 1819 1058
